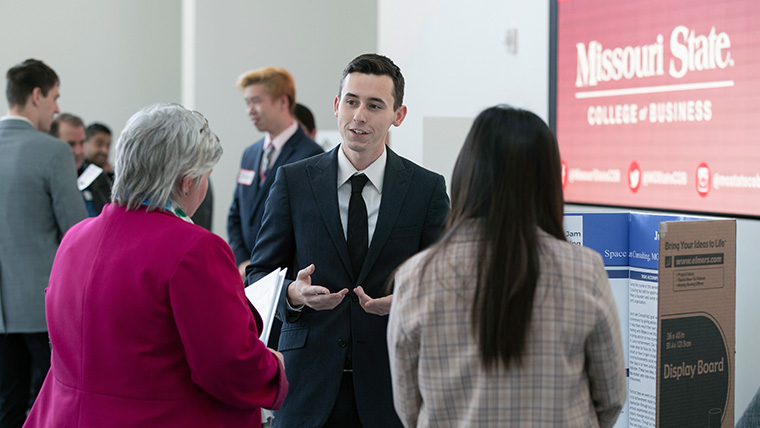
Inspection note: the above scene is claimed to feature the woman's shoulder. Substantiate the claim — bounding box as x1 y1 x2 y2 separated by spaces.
538 230 606 283
395 227 481 297
169 218 229 249
395 247 434 284
108 205 229 251
147 216 236 270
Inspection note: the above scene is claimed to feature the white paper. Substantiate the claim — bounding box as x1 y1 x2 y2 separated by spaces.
628 269 659 428
77 163 103 191
245 268 287 344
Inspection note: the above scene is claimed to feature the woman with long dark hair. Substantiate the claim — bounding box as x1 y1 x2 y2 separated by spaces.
387 105 626 427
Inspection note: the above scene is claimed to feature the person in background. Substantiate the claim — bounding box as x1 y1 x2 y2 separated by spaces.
387 105 627 428
227 66 323 279
50 113 112 216
190 180 214 231
24 104 287 427
49 113 85 170
247 53 449 428
84 122 113 178
0 59 86 428
294 102 318 140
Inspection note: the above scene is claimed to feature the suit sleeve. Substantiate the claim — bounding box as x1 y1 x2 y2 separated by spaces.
420 174 450 249
190 182 213 231
245 167 298 323
585 257 627 428
227 183 248 265
170 233 288 410
49 145 87 233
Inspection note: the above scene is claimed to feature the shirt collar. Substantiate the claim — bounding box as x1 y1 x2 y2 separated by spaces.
139 198 194 224
0 114 35 127
264 120 298 151
337 144 387 194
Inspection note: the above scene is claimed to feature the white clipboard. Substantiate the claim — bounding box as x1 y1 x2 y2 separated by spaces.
244 267 287 344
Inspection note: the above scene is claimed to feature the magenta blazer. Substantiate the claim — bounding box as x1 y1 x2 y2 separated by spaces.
25 204 287 427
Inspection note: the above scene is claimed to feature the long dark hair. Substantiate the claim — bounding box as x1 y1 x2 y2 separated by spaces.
425 105 565 370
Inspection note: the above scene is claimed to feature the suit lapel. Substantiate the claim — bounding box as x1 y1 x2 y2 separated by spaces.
251 129 303 211
245 142 265 219
270 129 301 172
307 147 354 278
251 142 264 177
358 148 412 283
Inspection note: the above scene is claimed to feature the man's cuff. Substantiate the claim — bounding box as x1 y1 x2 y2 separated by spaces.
285 296 304 312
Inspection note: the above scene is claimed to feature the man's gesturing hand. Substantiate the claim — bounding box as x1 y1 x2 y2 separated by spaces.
286 264 348 310
354 285 392 316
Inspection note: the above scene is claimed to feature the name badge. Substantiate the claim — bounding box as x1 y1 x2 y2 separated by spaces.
237 168 255 185
77 164 103 191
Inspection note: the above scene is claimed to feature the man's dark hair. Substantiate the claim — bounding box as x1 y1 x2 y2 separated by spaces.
6 59 59 108
49 113 85 138
339 53 405 111
86 122 112 140
294 103 316 134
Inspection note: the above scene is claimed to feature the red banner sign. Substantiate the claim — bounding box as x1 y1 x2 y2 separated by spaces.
556 0 760 216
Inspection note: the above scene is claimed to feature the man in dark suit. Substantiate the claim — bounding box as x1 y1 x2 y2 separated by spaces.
50 113 112 216
0 59 87 427
227 66 323 278
247 54 450 428
83 122 114 180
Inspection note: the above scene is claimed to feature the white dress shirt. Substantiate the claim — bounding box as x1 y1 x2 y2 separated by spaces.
337 144 386 244
264 120 298 166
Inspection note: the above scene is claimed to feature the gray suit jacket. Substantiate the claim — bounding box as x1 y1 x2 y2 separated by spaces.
0 118 87 333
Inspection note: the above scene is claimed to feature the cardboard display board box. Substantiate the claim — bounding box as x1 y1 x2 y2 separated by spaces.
564 213 736 428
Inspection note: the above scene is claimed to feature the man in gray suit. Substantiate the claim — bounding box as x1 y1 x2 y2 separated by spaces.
0 59 87 427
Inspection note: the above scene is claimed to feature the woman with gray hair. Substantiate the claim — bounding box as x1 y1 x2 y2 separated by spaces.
25 104 288 427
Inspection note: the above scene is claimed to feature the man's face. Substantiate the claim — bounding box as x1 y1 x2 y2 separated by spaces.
58 122 86 169
37 84 60 132
243 83 287 134
334 73 406 161
85 131 111 168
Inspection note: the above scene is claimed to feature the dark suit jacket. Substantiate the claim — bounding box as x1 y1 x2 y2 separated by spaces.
247 146 450 428
227 126 323 266
79 160 112 216
191 179 213 231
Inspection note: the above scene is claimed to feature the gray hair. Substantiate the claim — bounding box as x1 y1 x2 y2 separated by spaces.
112 103 222 211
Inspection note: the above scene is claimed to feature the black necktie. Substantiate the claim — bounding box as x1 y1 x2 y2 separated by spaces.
347 174 369 278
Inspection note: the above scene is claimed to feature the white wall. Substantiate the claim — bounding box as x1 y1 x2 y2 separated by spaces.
379 0 549 164
1 0 376 239
188 0 377 236
378 0 759 417
0 0 182 141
